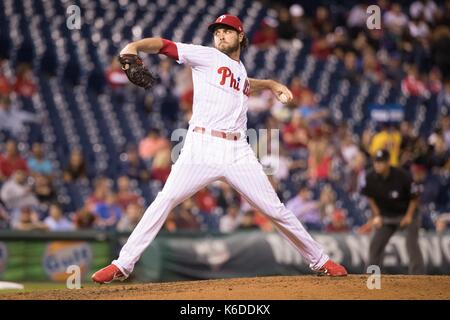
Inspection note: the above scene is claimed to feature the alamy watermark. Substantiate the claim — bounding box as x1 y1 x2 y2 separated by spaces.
366 5 381 30
66 5 81 30
66 265 81 289
366 265 381 290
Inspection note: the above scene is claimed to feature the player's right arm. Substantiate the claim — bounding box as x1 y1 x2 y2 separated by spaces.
248 78 293 104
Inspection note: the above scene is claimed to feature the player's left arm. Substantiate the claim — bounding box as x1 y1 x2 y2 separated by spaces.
248 78 293 104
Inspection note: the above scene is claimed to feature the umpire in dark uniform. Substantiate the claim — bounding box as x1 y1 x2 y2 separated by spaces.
361 149 425 274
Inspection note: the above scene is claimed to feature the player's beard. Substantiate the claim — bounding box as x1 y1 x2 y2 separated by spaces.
217 39 240 55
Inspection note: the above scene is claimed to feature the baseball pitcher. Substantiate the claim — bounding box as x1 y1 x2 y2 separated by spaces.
92 14 347 283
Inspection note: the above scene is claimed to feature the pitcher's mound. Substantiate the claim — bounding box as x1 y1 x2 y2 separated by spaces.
3 275 450 300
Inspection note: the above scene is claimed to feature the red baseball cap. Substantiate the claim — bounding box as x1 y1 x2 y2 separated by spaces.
208 14 244 33
411 163 427 173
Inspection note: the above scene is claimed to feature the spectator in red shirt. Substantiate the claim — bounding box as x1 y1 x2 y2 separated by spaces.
289 77 314 106
325 209 349 233
307 134 334 184
195 187 217 214
116 175 142 211
311 34 332 60
282 111 309 151
13 64 37 97
150 148 172 183
0 75 12 97
72 203 97 230
0 139 28 181
252 17 279 49
0 59 12 96
401 65 428 97
310 7 334 59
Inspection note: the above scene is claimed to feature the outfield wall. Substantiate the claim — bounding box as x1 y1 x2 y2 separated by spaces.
1 230 449 282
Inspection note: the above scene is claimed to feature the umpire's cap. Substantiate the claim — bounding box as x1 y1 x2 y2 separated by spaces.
208 14 244 33
374 149 390 162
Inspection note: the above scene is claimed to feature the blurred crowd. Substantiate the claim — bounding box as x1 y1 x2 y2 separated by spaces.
0 0 449 234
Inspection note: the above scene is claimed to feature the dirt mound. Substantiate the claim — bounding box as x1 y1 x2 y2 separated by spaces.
2 275 450 300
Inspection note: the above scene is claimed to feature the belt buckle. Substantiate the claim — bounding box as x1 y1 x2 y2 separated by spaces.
227 132 239 141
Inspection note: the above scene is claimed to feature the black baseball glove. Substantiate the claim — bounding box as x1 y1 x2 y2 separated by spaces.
118 54 156 89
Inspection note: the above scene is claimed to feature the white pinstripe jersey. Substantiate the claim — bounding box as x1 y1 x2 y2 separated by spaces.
175 43 250 132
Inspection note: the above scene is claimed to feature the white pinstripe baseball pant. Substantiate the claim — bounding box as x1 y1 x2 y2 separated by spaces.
113 126 329 276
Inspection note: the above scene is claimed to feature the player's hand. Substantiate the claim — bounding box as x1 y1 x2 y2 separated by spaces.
271 81 293 104
120 43 138 56
372 216 383 229
400 215 413 228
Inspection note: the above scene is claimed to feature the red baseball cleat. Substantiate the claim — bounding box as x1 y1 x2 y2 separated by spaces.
317 260 348 277
91 264 127 284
